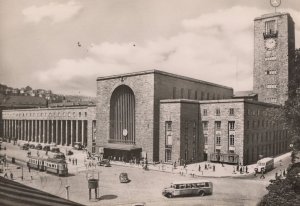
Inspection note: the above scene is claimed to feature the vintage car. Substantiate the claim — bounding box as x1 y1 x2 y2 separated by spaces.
119 172 130 183
98 159 111 167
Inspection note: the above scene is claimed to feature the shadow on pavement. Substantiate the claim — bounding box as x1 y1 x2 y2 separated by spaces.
98 194 118 200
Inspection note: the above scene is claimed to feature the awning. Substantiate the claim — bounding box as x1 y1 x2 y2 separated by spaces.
101 143 142 151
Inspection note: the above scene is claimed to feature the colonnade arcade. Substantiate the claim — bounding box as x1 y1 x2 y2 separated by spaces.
3 119 88 146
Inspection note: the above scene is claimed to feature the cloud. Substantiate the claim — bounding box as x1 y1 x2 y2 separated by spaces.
22 1 82 23
36 6 300 96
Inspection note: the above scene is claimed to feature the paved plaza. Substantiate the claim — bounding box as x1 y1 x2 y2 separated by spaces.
0 141 292 206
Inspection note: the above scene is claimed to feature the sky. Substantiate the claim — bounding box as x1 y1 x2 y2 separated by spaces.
0 0 300 96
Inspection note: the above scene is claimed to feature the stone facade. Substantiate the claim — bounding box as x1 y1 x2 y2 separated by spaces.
96 70 233 162
2 106 96 151
253 12 295 105
159 99 289 165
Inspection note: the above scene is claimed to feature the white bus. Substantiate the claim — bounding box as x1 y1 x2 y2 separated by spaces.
255 157 274 173
162 180 213 198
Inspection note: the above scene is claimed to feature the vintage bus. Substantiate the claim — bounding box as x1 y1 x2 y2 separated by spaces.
255 157 274 173
162 180 213 198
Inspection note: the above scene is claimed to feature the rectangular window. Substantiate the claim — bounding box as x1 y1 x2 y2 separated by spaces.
165 149 172 162
188 89 191 99
202 121 208 130
166 121 172 131
265 70 277 75
207 93 210 100
230 135 235 146
229 121 235 130
172 87 176 99
201 92 204 100
265 20 276 34
216 136 221 145
215 121 221 130
181 88 184 98
266 84 277 89
203 109 207 116
204 134 208 144
194 91 198 100
166 135 172 146
216 108 220 116
229 108 234 115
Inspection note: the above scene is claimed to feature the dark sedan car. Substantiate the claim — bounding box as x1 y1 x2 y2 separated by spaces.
35 144 43 150
97 159 111 167
119 172 130 183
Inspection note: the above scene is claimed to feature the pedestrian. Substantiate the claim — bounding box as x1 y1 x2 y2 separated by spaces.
213 165 215 172
75 158 77 165
174 161 177 169
28 166 31 173
260 169 265 179
72 159 74 165
275 171 278 179
240 167 242 174
221 161 224 167
237 164 239 171
246 166 248 173
198 164 201 172
283 169 286 177
37 151 39 157
4 172 8 178
254 168 258 177
46 150 48 156
10 172 13 180
69 158 71 163
205 163 207 170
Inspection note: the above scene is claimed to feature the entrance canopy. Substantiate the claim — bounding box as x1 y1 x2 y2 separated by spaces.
102 143 141 151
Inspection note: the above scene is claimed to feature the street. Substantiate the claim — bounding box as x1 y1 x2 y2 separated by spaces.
0 142 292 206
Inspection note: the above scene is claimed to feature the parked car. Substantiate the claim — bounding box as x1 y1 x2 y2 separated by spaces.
51 147 60 153
98 159 111 167
29 144 35 149
43 145 51 151
21 143 29 150
53 152 66 160
73 142 83 150
35 144 43 150
119 172 130 183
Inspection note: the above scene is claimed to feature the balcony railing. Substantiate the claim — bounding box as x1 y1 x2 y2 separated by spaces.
108 139 135 144
263 31 278 39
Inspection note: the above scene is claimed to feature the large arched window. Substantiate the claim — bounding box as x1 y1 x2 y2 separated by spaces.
109 85 135 144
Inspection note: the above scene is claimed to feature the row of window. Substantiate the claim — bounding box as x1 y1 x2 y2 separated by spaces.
6 111 88 118
202 121 235 131
203 108 235 116
215 135 235 146
265 70 277 75
245 130 288 144
246 119 280 129
266 84 277 89
172 87 227 100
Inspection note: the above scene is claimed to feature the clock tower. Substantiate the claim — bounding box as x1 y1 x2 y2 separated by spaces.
253 12 295 105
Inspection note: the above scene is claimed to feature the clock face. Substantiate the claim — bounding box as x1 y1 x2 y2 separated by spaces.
270 0 281 7
265 38 277 50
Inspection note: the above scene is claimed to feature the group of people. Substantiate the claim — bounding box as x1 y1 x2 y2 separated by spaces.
68 158 78 165
234 164 249 174
3 171 13 180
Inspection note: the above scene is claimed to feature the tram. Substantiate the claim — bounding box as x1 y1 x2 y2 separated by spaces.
27 156 68 176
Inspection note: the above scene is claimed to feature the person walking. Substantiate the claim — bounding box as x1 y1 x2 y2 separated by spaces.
198 164 201 172
260 168 265 179
246 166 248 173
213 165 215 172
72 159 74 165
4 172 8 178
10 172 13 180
283 169 286 177
239 167 242 174
75 158 77 165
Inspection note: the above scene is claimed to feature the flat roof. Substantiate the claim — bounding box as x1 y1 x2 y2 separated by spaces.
97 69 233 90
2 105 95 112
254 12 292 21
160 98 280 107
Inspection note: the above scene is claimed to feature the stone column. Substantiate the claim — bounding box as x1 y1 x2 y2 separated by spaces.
35 120 37 142
65 120 68 146
71 120 73 146
60 120 63 145
76 120 78 142
31 120 34 142
56 120 58 145
51 120 54 143
82 120 84 145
